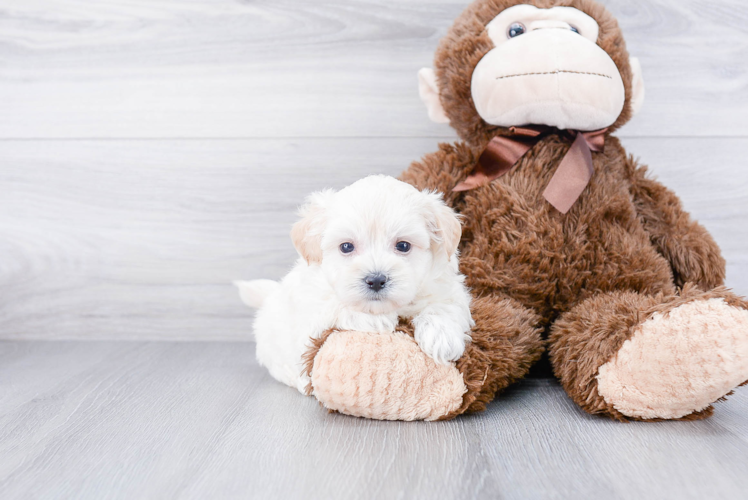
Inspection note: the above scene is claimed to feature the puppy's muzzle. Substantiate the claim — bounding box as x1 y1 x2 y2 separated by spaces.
364 273 388 292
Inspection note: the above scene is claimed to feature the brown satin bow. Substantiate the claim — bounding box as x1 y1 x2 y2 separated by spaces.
453 126 607 214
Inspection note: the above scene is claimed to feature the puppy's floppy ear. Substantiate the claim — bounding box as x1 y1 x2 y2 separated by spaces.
291 189 335 265
423 191 462 260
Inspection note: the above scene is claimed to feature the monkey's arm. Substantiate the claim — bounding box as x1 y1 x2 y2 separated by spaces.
399 142 477 206
627 156 726 290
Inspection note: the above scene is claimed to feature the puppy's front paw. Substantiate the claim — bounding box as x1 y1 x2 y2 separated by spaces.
413 314 468 365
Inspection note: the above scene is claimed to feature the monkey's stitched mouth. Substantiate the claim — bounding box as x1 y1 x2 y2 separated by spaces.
496 70 612 80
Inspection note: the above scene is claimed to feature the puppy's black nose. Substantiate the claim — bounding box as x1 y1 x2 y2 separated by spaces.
364 273 387 292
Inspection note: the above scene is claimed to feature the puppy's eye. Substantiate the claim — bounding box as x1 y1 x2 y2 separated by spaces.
395 241 411 253
570 26 580 34
339 242 355 254
507 22 526 38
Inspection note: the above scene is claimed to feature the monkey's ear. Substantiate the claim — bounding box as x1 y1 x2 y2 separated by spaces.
629 57 645 116
418 68 450 124
291 189 334 265
424 192 462 260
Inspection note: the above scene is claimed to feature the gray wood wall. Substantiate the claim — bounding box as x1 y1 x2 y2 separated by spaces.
1 0 747 340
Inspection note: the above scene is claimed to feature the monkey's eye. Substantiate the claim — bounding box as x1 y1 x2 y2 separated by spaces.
395 241 411 253
570 26 580 34
340 242 355 254
507 22 526 38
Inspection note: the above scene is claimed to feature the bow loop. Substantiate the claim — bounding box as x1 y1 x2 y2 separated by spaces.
452 127 607 214
580 129 606 153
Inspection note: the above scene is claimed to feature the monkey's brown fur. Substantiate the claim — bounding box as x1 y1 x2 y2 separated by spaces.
394 0 746 420
304 0 746 421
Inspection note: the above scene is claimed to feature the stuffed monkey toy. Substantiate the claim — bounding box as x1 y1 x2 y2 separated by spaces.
303 0 748 421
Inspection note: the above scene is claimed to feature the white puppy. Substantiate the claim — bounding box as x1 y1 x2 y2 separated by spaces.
236 175 474 394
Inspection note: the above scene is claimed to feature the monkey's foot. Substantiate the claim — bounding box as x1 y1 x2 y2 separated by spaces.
305 330 466 421
597 298 748 419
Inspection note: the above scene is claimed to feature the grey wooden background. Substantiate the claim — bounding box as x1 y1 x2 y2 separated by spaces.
1 0 747 340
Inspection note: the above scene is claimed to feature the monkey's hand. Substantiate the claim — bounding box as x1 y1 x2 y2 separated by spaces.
628 158 726 290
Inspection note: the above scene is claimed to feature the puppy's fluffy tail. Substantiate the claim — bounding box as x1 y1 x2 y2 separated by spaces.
233 279 280 309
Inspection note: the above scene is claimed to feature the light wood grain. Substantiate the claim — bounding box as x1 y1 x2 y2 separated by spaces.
0 341 747 500
1 137 746 340
0 0 746 139
1 0 746 341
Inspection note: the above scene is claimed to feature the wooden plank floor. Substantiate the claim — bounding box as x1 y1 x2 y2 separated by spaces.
1 341 747 500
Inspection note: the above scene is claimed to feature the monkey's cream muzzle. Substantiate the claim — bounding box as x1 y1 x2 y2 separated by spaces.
471 28 625 131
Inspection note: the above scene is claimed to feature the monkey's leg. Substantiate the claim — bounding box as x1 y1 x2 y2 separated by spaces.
303 295 543 421
549 286 748 421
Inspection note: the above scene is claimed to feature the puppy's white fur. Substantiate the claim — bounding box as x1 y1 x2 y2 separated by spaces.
236 175 474 393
